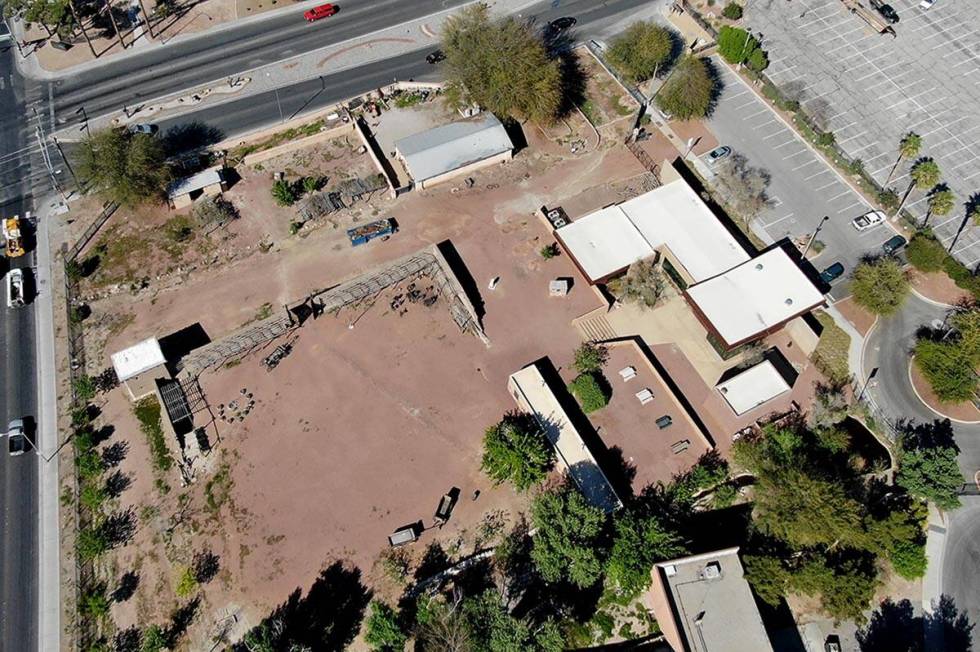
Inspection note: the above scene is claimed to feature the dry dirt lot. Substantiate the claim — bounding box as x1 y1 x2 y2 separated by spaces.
79 126 652 646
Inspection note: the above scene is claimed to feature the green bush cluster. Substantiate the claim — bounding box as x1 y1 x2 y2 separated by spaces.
717 26 768 71
568 372 610 413
907 231 980 299
134 397 173 474
721 2 743 19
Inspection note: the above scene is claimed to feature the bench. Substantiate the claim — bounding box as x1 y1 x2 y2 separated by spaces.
619 366 637 382
635 388 654 404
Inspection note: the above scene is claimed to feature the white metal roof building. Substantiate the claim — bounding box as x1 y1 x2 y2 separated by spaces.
167 167 225 200
554 178 750 284
508 363 622 514
111 337 166 381
717 360 792 415
395 113 514 187
686 248 825 348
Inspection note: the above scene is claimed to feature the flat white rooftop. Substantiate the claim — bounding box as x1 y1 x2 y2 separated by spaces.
509 364 621 513
656 548 774 652
111 337 166 381
686 248 825 347
717 360 791 415
555 178 749 283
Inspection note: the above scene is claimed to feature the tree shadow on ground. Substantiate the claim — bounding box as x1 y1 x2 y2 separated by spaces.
234 560 371 651
165 596 201 647
113 625 142 652
104 470 132 498
895 418 959 451
103 507 138 548
602 445 637 501
414 541 450 582
111 570 139 603
161 122 225 157
101 440 129 468
857 596 974 652
193 549 220 584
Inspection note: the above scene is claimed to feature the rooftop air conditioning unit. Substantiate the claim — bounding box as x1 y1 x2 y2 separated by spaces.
703 562 722 580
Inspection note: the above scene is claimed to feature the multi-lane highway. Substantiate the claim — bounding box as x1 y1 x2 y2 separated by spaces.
0 42 40 652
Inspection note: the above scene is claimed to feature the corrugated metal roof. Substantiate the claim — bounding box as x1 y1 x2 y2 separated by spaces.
167 166 224 199
111 337 166 381
395 113 513 182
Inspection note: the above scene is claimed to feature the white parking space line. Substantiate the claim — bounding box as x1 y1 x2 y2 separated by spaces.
753 118 779 129
827 189 853 202
804 169 831 181
764 212 796 226
814 180 839 192
763 130 791 141
773 139 801 150
743 108 772 119
792 159 820 171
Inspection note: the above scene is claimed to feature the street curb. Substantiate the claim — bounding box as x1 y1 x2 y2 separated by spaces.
906 356 980 425
923 505 947 616
910 286 961 310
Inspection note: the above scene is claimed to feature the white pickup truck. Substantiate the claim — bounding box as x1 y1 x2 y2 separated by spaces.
6 268 26 308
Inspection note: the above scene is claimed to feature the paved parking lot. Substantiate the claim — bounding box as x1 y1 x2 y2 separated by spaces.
746 0 980 266
705 58 898 299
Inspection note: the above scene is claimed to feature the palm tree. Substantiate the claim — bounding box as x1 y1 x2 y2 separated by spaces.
923 188 954 228
67 0 96 58
884 132 921 186
894 158 941 218
949 201 979 253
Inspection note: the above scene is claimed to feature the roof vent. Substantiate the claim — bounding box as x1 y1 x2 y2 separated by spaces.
785 298 794 306
703 562 722 580
755 263 764 271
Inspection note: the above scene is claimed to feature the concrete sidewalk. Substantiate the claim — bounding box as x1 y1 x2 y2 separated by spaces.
33 194 64 652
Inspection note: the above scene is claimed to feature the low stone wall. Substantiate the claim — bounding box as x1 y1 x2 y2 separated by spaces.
240 121 356 167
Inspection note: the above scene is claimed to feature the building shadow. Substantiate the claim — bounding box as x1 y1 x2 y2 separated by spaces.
158 323 211 376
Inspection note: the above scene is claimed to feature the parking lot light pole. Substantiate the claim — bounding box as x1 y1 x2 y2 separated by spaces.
266 72 284 123
801 215 829 258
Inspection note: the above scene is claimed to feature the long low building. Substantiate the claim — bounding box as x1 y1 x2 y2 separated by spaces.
508 362 621 513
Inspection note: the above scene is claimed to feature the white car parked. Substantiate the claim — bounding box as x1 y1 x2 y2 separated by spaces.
851 210 886 232
919 0 935 9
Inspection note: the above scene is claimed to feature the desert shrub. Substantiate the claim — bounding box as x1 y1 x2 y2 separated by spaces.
568 373 610 413
722 2 743 19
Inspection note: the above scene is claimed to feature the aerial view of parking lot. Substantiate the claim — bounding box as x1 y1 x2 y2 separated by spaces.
2 0 980 650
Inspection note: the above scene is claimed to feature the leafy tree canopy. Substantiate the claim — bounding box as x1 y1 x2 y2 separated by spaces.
441 5 563 124
530 481 608 587
896 420 963 510
850 258 909 316
364 601 407 651
480 412 555 492
717 25 759 65
656 55 714 120
607 21 674 83
573 341 609 375
606 509 686 598
76 128 172 207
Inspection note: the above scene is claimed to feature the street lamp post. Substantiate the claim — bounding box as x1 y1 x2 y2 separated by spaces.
801 215 829 258
266 72 284 123
858 366 879 402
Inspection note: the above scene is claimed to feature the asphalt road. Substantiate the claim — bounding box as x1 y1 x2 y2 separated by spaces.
0 45 40 652
862 292 980 628
49 0 476 123
146 0 656 140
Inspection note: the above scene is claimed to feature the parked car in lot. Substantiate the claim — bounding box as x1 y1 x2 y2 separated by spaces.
425 50 445 64
705 145 732 166
304 3 338 22
882 234 908 255
919 0 935 9
871 0 899 23
819 262 845 285
6 267 26 308
851 209 886 231
6 419 27 457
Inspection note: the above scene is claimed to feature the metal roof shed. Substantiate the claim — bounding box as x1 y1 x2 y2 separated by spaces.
395 113 514 189
111 337 169 400
717 360 792 415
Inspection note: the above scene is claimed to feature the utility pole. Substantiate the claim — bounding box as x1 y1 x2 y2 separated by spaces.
32 106 69 203
801 215 829 258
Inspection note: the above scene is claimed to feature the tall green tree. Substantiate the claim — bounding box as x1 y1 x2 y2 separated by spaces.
441 5 562 124
530 481 608 588
480 413 554 492
607 260 666 308
896 430 963 510
460 591 564 652
655 55 715 120
364 601 407 651
924 188 955 226
885 132 921 186
914 309 980 403
717 25 759 65
607 21 673 83
76 128 171 207
896 158 941 216
850 258 909 316
572 342 609 375
606 510 686 598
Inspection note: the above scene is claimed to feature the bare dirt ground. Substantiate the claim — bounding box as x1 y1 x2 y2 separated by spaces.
80 124 651 647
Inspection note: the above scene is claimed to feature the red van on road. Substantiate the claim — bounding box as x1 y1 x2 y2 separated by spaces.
304 3 337 21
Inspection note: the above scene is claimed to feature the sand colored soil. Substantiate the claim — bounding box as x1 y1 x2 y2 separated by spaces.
834 296 877 337
909 269 974 308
